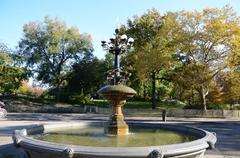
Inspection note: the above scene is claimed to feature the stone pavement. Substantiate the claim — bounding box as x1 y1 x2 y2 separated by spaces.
0 113 240 158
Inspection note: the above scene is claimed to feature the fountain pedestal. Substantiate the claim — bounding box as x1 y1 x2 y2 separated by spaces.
106 99 128 135
97 85 136 135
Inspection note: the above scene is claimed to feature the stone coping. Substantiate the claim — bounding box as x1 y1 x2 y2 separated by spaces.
13 121 217 158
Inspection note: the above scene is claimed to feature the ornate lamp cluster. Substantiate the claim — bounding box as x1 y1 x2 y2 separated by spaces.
101 29 134 85
106 69 131 85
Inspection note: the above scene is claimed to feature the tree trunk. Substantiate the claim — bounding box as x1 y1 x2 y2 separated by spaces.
202 93 207 111
200 85 208 111
151 72 156 109
143 83 147 100
191 88 194 105
55 85 60 103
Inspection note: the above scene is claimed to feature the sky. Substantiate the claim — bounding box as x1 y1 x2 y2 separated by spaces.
1 0 240 59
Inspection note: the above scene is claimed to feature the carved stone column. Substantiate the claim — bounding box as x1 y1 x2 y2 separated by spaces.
106 99 128 135
97 85 136 135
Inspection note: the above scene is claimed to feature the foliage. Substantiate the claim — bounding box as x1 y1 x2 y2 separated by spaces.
121 6 240 109
65 56 107 98
170 63 213 104
206 81 224 104
123 9 181 108
17 80 32 95
1 6 240 108
69 93 92 104
0 43 12 65
17 80 45 97
183 103 229 110
0 65 27 95
0 43 28 95
171 5 240 110
125 10 180 80
18 16 93 100
46 55 107 103
223 71 240 104
104 53 114 70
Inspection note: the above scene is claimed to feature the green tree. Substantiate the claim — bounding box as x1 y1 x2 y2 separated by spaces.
227 21 240 70
104 53 114 70
223 71 240 105
170 63 223 106
170 64 195 103
68 57 106 94
63 56 107 103
124 9 181 108
0 43 12 65
18 17 93 101
0 66 27 95
175 6 240 110
0 43 27 95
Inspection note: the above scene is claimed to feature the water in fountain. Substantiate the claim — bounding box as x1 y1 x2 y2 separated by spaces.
37 126 197 147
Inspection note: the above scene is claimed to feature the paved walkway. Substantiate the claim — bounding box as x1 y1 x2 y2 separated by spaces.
0 113 240 158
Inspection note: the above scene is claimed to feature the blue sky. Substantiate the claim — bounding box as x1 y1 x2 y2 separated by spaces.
1 0 240 59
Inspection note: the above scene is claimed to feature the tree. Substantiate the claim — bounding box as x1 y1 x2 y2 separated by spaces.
0 65 27 95
170 64 195 103
0 43 12 65
0 43 27 95
206 80 223 105
170 63 214 105
18 17 93 101
175 6 240 110
227 23 240 70
104 53 114 70
57 55 107 103
67 56 107 95
124 9 181 108
222 71 240 105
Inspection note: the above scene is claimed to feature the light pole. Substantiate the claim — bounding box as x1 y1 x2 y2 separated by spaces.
101 28 134 85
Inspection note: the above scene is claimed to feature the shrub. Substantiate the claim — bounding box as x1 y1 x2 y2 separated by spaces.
183 104 229 110
17 81 45 97
69 93 92 105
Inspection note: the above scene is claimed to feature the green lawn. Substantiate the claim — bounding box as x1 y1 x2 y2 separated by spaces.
3 95 233 112
92 99 185 109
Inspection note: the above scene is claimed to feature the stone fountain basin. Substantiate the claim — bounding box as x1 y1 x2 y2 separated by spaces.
12 121 216 158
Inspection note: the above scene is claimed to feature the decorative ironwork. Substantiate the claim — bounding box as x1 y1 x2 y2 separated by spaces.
12 129 27 146
101 29 134 85
106 68 131 85
149 150 163 158
63 147 74 158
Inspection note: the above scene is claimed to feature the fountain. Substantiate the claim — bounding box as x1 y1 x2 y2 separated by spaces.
98 29 136 135
12 29 216 158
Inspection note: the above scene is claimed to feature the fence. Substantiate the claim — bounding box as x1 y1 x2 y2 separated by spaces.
97 107 240 118
6 105 240 118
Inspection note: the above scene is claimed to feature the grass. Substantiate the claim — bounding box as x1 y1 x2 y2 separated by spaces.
92 99 185 109
3 95 233 111
92 99 152 108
